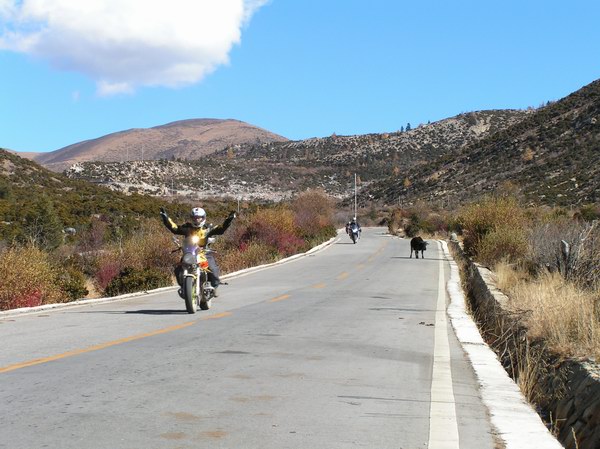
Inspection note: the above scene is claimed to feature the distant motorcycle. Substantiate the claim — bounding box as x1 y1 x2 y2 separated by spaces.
349 224 360 244
173 235 215 313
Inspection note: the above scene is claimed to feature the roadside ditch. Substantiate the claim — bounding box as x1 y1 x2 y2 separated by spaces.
449 240 600 449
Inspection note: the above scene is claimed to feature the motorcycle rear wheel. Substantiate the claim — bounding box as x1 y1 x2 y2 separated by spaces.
184 276 198 314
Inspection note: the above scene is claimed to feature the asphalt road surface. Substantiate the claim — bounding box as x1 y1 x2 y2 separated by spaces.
0 228 496 449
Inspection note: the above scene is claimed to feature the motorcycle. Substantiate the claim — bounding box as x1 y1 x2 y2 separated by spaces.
349 224 360 244
173 235 216 313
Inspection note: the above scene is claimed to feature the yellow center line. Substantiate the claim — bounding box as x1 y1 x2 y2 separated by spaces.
269 294 291 303
337 272 349 280
201 312 232 320
0 313 231 374
312 283 326 289
369 243 387 261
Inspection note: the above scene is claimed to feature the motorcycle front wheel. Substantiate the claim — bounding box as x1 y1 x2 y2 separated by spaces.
184 276 198 314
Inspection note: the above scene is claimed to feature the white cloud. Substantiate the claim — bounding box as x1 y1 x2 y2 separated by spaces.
0 0 269 95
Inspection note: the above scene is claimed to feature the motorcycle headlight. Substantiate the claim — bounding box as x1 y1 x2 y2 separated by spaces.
182 253 196 266
191 235 200 244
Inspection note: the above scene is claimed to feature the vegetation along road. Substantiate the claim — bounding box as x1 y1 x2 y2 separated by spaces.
3 228 512 448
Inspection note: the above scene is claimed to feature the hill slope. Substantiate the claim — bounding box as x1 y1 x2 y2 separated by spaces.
34 119 288 172
58 78 600 208
363 79 600 207
64 110 529 201
0 149 194 243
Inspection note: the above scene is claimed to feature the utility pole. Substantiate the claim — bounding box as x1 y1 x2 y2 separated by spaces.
354 173 357 219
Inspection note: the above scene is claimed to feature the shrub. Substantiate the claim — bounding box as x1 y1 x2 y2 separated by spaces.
457 196 527 258
426 212 451 234
477 226 530 268
77 218 108 253
387 208 404 235
92 219 178 293
304 224 336 247
121 220 177 272
239 207 298 248
387 205 450 238
275 232 307 256
527 216 600 289
105 267 172 297
20 196 64 250
94 252 122 291
57 267 89 301
578 204 600 222
291 189 334 237
0 246 64 310
218 241 278 273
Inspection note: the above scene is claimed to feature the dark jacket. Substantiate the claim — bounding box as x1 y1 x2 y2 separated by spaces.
161 212 235 246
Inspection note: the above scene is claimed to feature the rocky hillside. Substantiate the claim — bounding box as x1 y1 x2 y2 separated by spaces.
34 119 288 172
64 110 529 201
65 159 300 202
363 79 600 208
60 78 600 208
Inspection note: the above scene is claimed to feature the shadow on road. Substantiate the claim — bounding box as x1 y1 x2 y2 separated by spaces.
124 309 189 315
390 256 446 261
75 309 188 315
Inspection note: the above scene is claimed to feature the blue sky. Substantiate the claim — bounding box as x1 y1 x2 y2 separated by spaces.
1 0 599 153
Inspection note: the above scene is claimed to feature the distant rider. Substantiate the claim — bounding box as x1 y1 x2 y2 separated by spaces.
346 217 361 239
160 207 236 297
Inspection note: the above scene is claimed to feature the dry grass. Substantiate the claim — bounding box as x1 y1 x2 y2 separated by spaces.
511 341 542 403
495 261 600 360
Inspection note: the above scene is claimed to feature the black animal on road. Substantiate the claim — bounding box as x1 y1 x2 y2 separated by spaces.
410 236 428 259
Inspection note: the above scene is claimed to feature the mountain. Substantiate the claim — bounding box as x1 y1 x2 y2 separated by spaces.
34 119 288 172
63 110 529 201
59 78 600 208
362 79 600 207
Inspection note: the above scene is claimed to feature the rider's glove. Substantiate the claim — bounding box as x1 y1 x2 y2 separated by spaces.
159 207 168 219
228 211 237 220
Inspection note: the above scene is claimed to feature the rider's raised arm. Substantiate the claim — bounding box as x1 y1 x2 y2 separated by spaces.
160 208 186 235
207 211 236 237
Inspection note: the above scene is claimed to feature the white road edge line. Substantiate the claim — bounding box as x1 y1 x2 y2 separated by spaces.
428 246 460 449
441 240 563 449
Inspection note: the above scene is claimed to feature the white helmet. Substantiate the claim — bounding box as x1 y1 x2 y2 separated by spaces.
190 207 206 228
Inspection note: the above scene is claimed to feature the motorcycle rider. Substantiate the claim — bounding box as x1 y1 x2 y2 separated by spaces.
160 207 236 297
346 217 361 239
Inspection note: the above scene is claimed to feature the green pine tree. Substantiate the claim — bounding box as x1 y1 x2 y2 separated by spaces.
22 196 64 250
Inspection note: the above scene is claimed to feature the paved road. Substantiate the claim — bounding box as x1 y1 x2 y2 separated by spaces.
0 228 495 449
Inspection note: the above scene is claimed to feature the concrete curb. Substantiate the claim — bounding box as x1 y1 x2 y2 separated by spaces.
0 232 341 318
440 240 563 449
